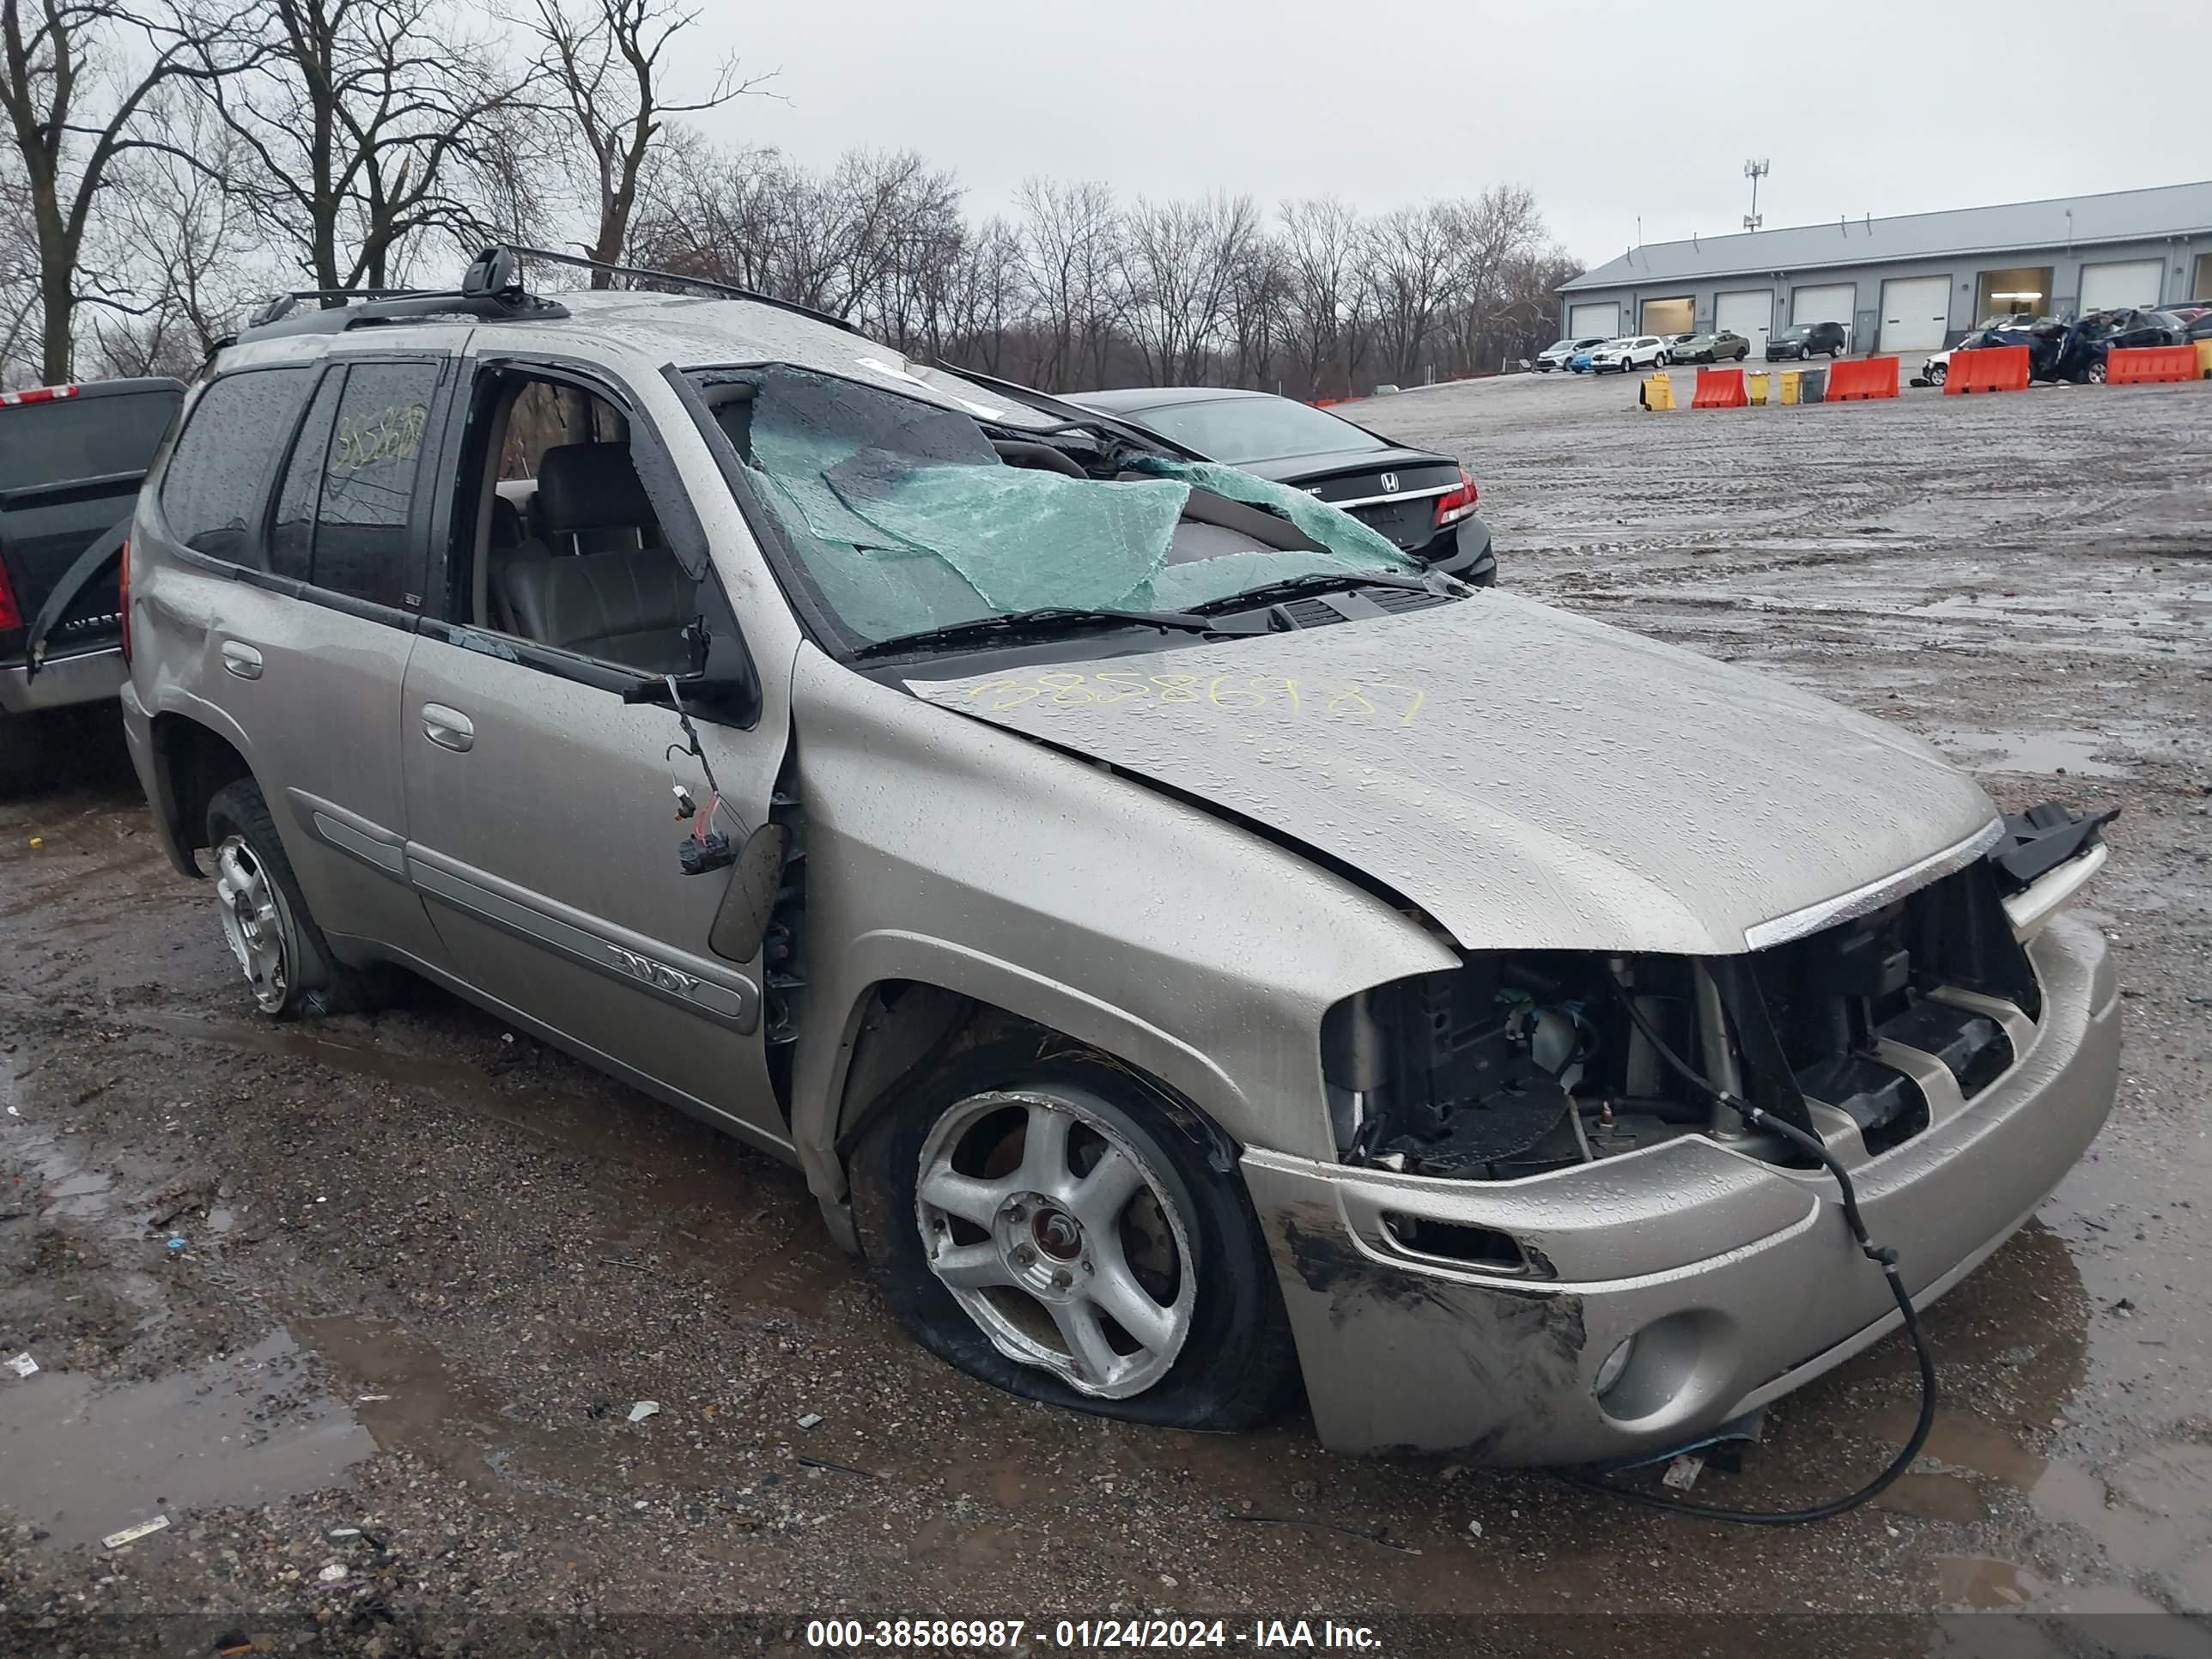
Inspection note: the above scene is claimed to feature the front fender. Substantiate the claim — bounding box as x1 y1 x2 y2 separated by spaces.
783 647 1459 1206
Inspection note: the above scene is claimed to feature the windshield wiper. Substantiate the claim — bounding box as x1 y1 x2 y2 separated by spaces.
852 605 1266 661
1189 570 1437 616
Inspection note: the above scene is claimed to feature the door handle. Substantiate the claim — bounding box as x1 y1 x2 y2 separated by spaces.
220 641 263 681
421 703 474 752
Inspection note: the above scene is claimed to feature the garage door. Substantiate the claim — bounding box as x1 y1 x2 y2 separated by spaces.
1792 283 1856 330
1715 289 1772 354
2077 258 2165 313
1878 275 1951 353
1568 301 1620 339
1641 296 1693 335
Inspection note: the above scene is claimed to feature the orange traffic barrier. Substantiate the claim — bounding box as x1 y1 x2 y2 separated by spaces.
1691 367 1747 409
2106 345 2197 385
1944 344 2031 395
1826 356 1899 400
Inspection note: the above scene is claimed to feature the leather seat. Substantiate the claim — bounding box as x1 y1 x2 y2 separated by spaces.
498 443 696 672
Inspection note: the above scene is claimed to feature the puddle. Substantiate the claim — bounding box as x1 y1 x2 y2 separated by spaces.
1936 1554 2044 1610
1928 726 2134 778
0 1331 374 1548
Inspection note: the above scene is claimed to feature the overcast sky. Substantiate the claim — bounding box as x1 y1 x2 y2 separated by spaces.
684 0 2204 264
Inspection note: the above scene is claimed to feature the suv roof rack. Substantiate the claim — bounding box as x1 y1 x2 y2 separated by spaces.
232 244 861 346
503 244 862 337
238 247 572 341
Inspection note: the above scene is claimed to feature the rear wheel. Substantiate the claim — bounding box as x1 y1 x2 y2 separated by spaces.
204 779 367 1018
2087 360 2108 384
852 1036 1296 1430
1929 362 1948 386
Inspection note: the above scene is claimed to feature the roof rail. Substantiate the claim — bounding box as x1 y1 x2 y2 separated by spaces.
237 252 570 342
504 244 861 337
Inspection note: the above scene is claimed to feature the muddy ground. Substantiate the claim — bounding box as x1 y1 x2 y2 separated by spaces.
2 373 2208 1657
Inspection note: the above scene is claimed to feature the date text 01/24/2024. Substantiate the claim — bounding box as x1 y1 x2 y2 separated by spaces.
803 1620 1384 1651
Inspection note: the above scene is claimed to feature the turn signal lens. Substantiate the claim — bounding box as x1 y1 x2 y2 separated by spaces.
1433 467 1480 529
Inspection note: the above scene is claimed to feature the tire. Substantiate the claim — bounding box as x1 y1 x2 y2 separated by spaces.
204 778 368 1018
851 1034 1297 1431
1929 363 1948 387
2087 360 2107 384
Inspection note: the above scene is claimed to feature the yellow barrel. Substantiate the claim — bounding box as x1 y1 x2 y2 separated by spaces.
1780 369 1802 405
1641 372 1674 410
1747 371 1769 405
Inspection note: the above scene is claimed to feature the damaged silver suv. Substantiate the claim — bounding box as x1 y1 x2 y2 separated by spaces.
114 247 2120 1463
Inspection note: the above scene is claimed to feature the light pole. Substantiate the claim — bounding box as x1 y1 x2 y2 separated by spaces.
1743 160 1769 234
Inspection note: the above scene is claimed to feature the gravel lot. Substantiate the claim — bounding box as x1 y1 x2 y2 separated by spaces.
3 370 2208 1656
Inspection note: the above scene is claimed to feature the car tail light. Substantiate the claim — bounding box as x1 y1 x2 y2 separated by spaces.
0 383 80 406
1432 467 1480 530
0 556 19 630
118 538 132 664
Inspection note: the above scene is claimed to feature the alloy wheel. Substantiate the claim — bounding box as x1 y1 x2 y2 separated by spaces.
915 1089 1196 1399
213 834 292 1013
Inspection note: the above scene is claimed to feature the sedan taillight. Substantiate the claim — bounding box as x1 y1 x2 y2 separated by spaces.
0 556 20 629
1433 468 1480 530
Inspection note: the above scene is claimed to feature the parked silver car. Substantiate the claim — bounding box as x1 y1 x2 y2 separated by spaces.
106 247 2120 1465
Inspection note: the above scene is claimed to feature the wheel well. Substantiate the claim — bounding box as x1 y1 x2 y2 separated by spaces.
830 985 1240 1178
154 714 251 875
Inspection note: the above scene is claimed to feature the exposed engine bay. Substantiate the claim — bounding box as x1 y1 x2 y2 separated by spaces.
1324 807 2102 1191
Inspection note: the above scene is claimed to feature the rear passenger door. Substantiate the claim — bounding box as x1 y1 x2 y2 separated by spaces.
146 352 450 968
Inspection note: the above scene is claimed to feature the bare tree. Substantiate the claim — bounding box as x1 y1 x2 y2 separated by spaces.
1364 202 1461 386
0 0 247 383
1121 191 1260 385
196 0 536 293
523 0 766 286
1440 184 1542 374
1279 196 1359 398
1017 176 1120 392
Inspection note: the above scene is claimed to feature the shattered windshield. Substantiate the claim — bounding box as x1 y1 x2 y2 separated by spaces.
688 366 1420 646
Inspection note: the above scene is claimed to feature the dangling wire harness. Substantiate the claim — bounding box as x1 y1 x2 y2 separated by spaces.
1556 970 1940 1525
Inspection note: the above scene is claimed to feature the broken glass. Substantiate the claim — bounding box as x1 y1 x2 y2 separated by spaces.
711 367 1425 643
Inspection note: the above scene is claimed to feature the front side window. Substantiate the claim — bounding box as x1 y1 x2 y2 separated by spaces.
159 368 314 566
692 366 1419 647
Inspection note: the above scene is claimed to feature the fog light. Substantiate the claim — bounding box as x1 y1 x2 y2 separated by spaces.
1593 1335 1637 1399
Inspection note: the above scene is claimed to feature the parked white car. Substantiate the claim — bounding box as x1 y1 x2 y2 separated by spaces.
1589 335 1670 374
1536 336 1606 372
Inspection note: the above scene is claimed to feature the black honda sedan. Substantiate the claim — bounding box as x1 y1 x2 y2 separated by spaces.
1065 388 1495 585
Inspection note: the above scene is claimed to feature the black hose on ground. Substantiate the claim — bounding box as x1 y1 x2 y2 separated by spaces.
1554 971 1940 1525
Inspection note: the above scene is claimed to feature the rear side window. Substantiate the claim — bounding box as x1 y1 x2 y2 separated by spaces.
266 360 440 607
0 388 180 494
159 368 313 565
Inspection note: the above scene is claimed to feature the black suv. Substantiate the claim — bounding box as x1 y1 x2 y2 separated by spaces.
1765 321 1850 361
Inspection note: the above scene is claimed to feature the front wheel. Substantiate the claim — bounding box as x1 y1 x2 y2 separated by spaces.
852 1037 1296 1430
1929 363 1948 386
2087 360 2107 384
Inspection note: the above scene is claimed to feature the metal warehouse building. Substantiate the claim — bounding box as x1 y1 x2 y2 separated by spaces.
1557 180 2212 359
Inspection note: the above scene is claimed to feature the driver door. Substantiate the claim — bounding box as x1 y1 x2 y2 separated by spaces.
399 356 795 1152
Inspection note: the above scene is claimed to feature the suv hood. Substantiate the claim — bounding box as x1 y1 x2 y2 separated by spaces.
904 592 1998 956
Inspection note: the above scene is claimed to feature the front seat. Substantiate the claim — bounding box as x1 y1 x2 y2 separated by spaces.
500 442 697 674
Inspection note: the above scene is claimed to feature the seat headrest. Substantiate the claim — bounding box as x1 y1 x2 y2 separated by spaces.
489 495 524 548
536 442 656 538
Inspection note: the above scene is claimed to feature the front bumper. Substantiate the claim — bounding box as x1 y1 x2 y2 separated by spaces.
1243 913 2118 1463
0 645 124 716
